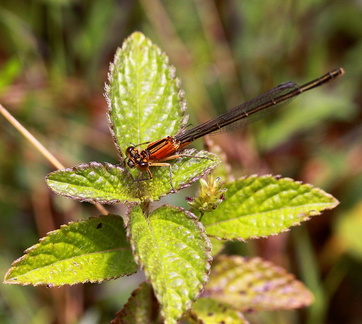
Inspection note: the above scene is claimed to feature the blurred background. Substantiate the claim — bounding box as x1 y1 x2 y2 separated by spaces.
0 0 361 323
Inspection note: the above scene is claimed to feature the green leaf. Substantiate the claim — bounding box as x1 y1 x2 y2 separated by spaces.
203 175 339 240
106 31 187 156
46 32 220 204
127 205 212 324
46 153 219 203
112 282 161 324
4 215 137 286
46 162 137 204
189 297 248 324
130 149 220 200
205 256 314 312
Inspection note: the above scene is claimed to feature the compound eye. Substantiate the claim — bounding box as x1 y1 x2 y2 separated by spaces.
127 159 136 168
126 146 136 157
139 161 149 169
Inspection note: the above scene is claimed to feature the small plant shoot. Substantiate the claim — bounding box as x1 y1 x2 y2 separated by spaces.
4 32 342 324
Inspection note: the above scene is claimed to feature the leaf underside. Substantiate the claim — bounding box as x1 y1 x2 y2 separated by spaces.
111 282 161 324
204 255 314 312
190 297 248 324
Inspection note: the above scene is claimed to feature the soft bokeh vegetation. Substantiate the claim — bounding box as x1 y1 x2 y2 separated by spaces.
0 1 360 323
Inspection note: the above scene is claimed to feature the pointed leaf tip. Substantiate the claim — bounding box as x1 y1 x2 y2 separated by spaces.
45 162 139 204
106 32 188 155
203 175 338 240
5 215 137 286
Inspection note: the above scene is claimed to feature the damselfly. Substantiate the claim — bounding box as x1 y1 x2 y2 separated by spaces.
126 68 344 187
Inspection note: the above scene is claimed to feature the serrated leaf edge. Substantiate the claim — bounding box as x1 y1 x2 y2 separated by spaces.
45 162 135 205
111 281 159 323
163 150 221 195
4 214 137 286
205 174 339 241
205 255 314 311
126 205 213 319
104 31 189 159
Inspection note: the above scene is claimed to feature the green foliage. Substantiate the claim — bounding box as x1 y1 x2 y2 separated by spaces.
106 32 188 155
5 215 137 286
3 33 341 323
46 153 218 202
127 205 211 322
203 175 338 240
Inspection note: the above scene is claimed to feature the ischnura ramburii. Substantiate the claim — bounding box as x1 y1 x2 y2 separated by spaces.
125 68 344 188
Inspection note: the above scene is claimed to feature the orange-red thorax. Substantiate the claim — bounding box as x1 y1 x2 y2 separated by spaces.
147 136 182 161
